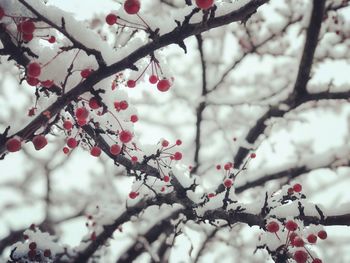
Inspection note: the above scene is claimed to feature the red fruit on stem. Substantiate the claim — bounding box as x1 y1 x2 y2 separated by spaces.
149 75 158 84
63 120 73 130
29 242 37 250
195 0 214 10
266 221 279 233
131 156 138 163
6 138 21 152
223 178 233 188
119 130 133 143
176 139 182 145
48 36 56 43
41 80 54 88
130 114 138 123
63 147 70 154
77 119 87 126
224 162 233 170
293 237 304 247
285 220 298 231
26 77 39 86
32 135 47 150
27 62 41 77
119 100 128 110
293 250 308 263
216 164 221 170
43 249 51 257
23 33 33 42
161 139 169 147
81 69 93 78
307 234 317 243
67 138 78 148
289 232 298 244
208 193 215 198
106 13 117 25
127 79 136 88
293 183 302 192
163 175 170 182
90 146 101 157
287 187 294 195
157 79 171 92
20 20 35 34
173 152 182 160
318 230 327 240
250 153 256 158
89 98 101 109
110 144 121 155
75 107 89 120
129 191 138 199
124 0 140 14
312 259 322 263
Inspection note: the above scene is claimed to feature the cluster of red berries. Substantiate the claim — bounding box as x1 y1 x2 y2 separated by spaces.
266 219 327 263
126 59 173 92
160 139 183 161
195 0 215 9
5 134 47 153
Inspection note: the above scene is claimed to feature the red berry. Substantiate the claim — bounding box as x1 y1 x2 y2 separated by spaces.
119 130 133 143
285 220 298 231
317 230 327 240
77 119 87 126
266 221 279 233
149 75 158 84
27 62 41 78
124 0 140 14
75 107 89 120
161 139 169 147
48 36 56 43
119 100 128 110
131 156 138 163
293 250 308 263
293 237 304 247
0 7 4 20
32 135 47 150
176 139 182 145
81 69 93 78
89 98 101 109
90 146 101 157
224 162 233 170
289 232 298 244
41 80 54 88
163 175 170 182
63 120 73 130
173 152 182 160
293 183 302 192
216 164 221 170
250 153 256 158
67 137 78 148
129 191 139 199
127 79 136 88
195 0 214 9
27 250 36 259
223 178 233 188
307 234 317 244
20 20 35 34
130 114 138 123
110 144 121 155
6 138 21 152
312 259 322 263
288 187 294 195
105 13 117 25
43 249 51 257
63 147 70 154
208 193 215 198
23 33 33 42
29 242 37 250
27 77 39 86
157 79 171 92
